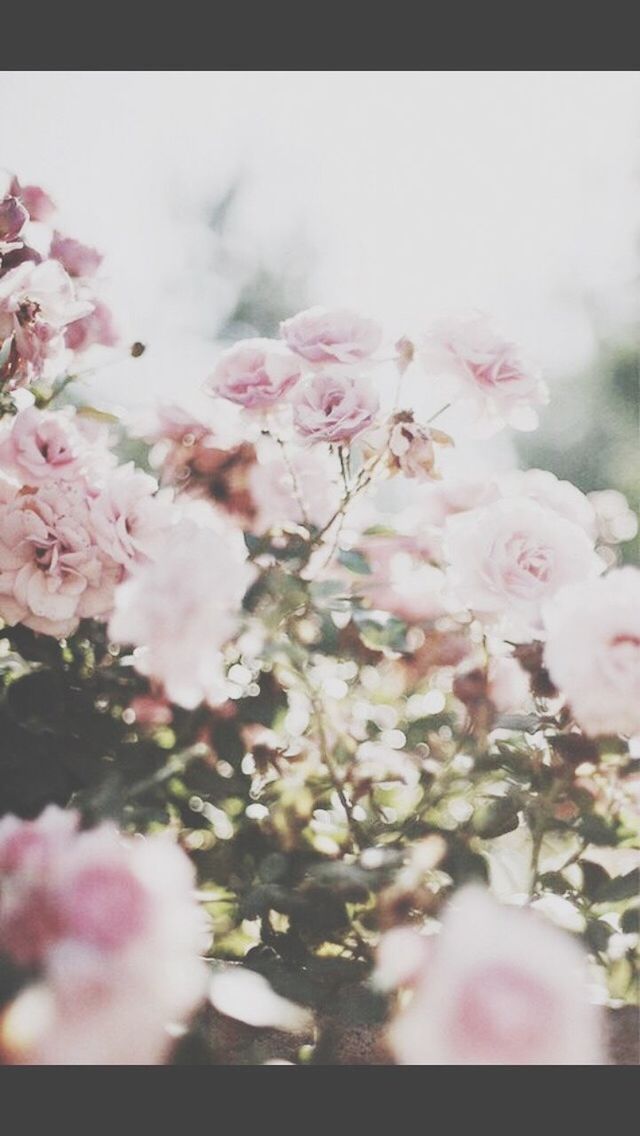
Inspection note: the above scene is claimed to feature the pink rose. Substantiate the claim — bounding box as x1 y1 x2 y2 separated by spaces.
0 807 206 1065
207 338 302 410
356 532 448 623
422 313 548 436
64 299 118 351
88 463 172 568
384 886 603 1065
0 259 92 386
498 469 596 537
0 406 112 486
543 567 640 737
293 371 379 444
280 306 381 365
0 480 121 637
445 497 601 633
50 232 103 278
108 514 253 709
248 446 340 533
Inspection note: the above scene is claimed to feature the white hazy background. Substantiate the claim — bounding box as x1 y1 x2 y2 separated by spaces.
0 71 638 412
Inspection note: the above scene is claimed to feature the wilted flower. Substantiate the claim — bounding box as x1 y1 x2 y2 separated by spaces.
293 371 378 443
421 313 548 436
384 886 603 1065
387 411 452 480
543 566 640 737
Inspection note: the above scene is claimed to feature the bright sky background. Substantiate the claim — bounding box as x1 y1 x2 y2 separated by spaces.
1 71 638 414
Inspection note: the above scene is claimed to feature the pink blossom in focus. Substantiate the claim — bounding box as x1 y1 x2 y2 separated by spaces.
543 567 640 737
108 514 253 709
207 338 302 410
0 480 121 637
445 498 601 633
280 306 382 365
384 886 603 1065
421 313 548 436
293 372 379 444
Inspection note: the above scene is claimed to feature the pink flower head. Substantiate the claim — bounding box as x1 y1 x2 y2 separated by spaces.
0 195 28 252
0 406 112 486
207 338 302 410
50 233 103 279
249 446 340 533
356 532 448 624
88 463 173 568
11 177 56 224
108 514 253 709
64 299 118 352
0 480 121 637
498 468 596 537
384 886 603 1065
0 807 206 1065
0 259 92 386
543 566 640 737
293 371 379 444
445 497 601 633
280 306 382 365
422 313 548 436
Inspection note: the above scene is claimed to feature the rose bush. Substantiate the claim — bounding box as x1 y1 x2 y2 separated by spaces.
0 173 637 1066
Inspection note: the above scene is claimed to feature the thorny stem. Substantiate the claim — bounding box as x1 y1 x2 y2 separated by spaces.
270 428 312 529
427 401 452 425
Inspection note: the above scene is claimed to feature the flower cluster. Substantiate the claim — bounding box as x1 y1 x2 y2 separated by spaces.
0 171 116 392
0 175 637 1067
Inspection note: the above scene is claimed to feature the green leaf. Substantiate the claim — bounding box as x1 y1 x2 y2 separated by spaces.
471 797 520 839
337 549 372 575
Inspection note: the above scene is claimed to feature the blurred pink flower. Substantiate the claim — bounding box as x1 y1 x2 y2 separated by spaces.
421 313 548 436
293 372 378 443
487 654 530 713
11 178 56 224
280 306 381 365
543 566 640 737
64 298 117 351
0 807 206 1065
88 463 173 568
384 886 603 1065
445 498 600 632
108 514 253 708
0 406 112 486
0 480 121 637
249 446 340 533
207 338 301 410
50 232 103 279
498 468 596 537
